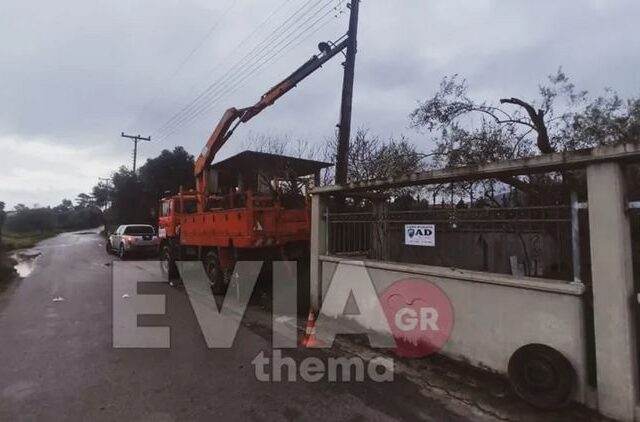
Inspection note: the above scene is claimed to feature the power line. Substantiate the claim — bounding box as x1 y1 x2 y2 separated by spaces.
168 1 239 81
155 0 342 140
158 8 340 141
179 9 338 131
153 0 336 139
157 15 335 141
190 0 299 88
126 0 239 132
158 10 339 141
195 0 306 83
153 0 326 138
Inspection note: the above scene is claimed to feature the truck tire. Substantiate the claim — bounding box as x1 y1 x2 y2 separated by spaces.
161 246 179 284
204 251 227 295
508 344 576 410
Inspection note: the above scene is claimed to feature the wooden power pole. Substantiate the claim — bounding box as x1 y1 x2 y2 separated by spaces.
335 0 360 185
121 132 151 172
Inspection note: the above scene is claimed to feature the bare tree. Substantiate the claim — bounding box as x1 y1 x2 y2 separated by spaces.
323 128 426 182
242 132 322 160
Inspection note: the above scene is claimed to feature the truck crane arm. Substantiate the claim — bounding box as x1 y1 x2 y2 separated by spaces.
194 37 349 196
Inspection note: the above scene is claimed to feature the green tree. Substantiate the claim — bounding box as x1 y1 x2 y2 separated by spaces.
410 69 640 203
109 167 147 224
138 146 195 202
6 207 55 232
92 183 112 209
93 147 196 228
75 193 94 209
54 199 74 212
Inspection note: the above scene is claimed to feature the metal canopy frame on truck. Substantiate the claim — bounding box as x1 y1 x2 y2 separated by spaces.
211 150 332 184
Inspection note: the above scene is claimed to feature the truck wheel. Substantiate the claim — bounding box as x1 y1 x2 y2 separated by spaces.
161 246 178 284
508 344 575 409
119 244 128 260
204 251 227 295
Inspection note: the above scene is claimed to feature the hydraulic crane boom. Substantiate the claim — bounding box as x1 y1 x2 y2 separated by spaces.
194 37 349 201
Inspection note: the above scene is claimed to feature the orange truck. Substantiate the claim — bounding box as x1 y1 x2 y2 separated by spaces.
158 39 346 292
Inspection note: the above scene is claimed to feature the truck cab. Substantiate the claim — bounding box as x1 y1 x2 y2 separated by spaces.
158 193 198 241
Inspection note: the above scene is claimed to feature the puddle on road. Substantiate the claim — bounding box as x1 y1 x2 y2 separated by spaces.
11 249 41 278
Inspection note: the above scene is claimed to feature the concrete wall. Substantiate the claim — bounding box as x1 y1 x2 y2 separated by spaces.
319 257 590 404
312 146 640 420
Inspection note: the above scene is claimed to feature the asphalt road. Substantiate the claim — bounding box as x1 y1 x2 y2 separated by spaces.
0 231 472 422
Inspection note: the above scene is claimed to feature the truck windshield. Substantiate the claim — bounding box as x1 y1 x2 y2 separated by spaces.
124 226 154 235
184 200 198 214
175 200 198 214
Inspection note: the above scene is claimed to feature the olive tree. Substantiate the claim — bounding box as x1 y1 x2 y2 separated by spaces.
410 69 640 204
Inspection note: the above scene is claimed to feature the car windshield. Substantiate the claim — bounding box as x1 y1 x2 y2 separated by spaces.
124 225 154 235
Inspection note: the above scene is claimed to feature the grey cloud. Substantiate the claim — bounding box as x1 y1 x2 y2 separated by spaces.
1 0 639 207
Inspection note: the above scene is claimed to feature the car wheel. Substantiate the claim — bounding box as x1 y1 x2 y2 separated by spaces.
119 244 127 260
105 240 112 254
508 344 576 410
204 251 227 295
161 246 178 284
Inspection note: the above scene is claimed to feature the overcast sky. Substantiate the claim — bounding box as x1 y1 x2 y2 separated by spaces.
1 0 639 209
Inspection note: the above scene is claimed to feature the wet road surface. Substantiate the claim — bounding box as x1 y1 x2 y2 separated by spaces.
0 231 472 421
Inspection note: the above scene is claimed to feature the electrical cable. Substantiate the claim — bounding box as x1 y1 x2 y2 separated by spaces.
152 0 324 137
155 0 342 140
158 9 340 141
153 0 338 139
126 0 239 132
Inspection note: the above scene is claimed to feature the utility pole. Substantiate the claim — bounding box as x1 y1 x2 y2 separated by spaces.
98 177 112 186
335 0 360 185
121 132 151 172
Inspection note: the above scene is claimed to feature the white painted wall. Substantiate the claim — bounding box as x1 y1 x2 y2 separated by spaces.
320 257 590 404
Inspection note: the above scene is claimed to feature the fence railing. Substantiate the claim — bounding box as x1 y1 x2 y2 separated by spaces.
327 205 573 258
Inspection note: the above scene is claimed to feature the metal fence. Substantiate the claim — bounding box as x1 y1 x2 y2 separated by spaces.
326 204 583 280
327 212 373 256
327 205 573 256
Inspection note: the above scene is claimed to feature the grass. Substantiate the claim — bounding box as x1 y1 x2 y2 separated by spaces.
1 230 63 252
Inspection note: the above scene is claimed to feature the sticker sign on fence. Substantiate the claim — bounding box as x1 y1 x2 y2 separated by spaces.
405 224 435 247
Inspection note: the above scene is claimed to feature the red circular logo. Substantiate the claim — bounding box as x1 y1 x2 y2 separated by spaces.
379 279 454 358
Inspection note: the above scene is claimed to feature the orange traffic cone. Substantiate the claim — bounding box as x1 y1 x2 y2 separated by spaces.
302 309 319 348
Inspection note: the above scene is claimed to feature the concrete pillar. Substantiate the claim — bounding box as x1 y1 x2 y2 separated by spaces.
310 194 328 310
587 162 638 421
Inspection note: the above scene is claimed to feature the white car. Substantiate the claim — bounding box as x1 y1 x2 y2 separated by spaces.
106 224 159 259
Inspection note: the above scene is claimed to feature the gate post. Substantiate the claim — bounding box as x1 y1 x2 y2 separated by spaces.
587 161 638 421
310 194 328 310
371 199 389 261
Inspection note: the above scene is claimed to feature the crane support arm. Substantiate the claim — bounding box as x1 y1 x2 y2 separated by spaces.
194 37 349 196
